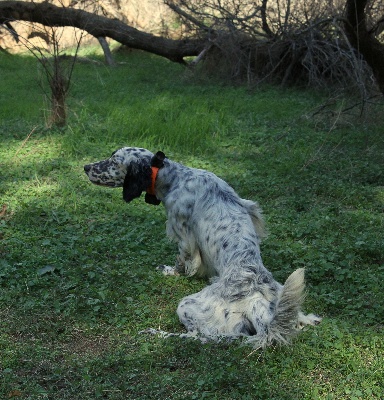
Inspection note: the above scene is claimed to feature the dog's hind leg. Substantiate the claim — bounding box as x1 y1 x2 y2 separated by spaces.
297 312 322 329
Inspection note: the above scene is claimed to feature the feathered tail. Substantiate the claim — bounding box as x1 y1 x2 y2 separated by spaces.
246 268 306 348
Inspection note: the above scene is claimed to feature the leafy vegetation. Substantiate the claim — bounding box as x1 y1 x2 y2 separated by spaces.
0 49 383 399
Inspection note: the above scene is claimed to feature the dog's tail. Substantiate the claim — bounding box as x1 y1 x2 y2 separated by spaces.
246 268 305 348
269 268 306 344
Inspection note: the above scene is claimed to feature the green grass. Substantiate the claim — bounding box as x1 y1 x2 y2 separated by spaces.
1 49 383 399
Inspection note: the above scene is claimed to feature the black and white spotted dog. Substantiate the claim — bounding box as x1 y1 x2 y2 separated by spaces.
84 147 321 348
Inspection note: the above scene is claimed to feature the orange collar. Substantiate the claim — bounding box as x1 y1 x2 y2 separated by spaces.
147 166 159 196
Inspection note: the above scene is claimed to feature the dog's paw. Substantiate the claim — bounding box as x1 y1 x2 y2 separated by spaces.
156 265 180 276
305 314 322 326
297 312 322 329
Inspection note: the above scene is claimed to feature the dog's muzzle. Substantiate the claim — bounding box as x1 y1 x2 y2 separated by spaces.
83 164 118 187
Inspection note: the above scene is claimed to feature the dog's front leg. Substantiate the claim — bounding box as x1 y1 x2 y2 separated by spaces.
155 252 188 276
175 236 203 277
183 248 202 277
157 242 201 277
155 238 188 276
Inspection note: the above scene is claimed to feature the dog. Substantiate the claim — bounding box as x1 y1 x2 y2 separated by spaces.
84 147 321 347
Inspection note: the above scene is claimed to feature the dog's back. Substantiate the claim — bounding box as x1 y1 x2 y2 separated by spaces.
161 162 266 277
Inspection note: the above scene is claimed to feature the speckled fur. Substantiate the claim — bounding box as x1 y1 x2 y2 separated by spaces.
84 147 321 347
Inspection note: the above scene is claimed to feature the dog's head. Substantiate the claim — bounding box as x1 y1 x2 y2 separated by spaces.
84 147 155 202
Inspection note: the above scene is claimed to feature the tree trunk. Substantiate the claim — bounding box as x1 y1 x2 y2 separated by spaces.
50 90 66 127
48 57 67 127
344 0 384 94
0 1 205 63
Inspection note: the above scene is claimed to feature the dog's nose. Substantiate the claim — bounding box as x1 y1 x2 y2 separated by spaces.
84 164 91 173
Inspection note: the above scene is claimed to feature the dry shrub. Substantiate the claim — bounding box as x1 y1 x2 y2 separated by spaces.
169 0 381 94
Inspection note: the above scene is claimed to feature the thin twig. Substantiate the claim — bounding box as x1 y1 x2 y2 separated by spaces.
13 126 38 160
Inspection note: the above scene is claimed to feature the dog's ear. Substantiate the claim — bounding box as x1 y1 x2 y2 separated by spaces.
122 162 152 203
151 151 165 168
145 193 161 205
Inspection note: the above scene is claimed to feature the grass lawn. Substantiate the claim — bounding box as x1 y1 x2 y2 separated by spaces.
0 49 383 399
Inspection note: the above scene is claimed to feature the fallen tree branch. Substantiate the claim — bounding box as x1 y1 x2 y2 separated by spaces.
0 1 206 63
189 43 213 67
97 36 115 66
